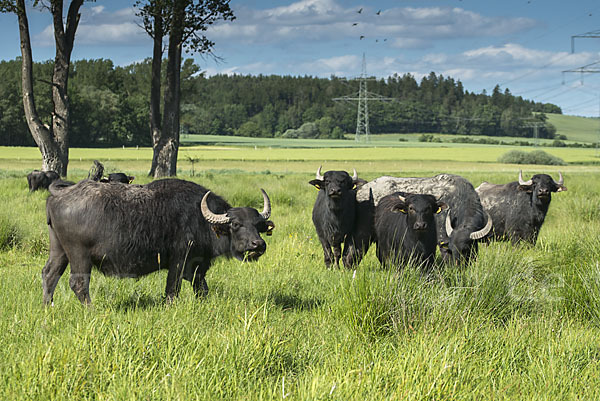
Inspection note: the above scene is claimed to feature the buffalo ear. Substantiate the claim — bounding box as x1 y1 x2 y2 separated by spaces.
435 202 448 214
556 185 567 192
265 221 275 236
518 185 533 193
211 224 230 238
391 202 407 214
309 179 323 190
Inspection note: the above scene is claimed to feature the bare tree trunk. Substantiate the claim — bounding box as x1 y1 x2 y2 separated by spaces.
14 0 82 177
154 0 184 178
148 4 163 177
16 0 59 173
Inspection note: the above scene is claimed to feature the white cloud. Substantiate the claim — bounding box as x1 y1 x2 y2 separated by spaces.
33 5 148 47
211 1 537 47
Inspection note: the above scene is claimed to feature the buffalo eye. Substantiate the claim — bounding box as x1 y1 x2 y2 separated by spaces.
231 221 241 231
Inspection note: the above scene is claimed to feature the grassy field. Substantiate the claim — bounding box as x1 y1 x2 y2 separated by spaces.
1 146 600 399
545 113 600 143
177 113 599 147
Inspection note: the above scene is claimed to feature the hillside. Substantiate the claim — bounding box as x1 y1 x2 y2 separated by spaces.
546 113 599 143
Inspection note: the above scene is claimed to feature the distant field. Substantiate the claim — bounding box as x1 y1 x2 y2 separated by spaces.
3 145 600 171
545 113 599 143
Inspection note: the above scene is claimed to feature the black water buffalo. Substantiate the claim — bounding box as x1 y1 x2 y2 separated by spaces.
375 192 447 269
43 179 275 305
89 160 134 183
356 174 492 264
101 173 135 184
27 170 60 192
309 166 360 268
475 171 566 244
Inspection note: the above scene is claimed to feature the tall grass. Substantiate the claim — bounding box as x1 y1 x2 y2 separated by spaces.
1 166 600 399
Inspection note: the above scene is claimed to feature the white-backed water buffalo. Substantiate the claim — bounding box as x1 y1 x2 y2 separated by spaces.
309 166 360 268
356 174 492 264
375 192 447 270
475 171 566 244
43 179 275 305
27 170 60 192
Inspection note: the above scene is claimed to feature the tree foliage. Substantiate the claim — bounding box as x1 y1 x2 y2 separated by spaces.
0 59 561 146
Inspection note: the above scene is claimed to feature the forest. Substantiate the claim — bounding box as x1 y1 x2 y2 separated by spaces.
0 57 561 147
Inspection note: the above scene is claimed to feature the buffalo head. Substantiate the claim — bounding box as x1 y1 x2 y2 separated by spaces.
518 171 566 204
201 189 275 261
442 211 492 264
391 193 447 233
309 166 359 200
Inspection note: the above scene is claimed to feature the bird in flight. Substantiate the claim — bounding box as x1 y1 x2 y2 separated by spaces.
357 8 363 14
376 10 381 15
352 22 358 26
360 35 365 40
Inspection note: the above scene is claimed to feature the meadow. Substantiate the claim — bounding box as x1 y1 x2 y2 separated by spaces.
1 143 600 400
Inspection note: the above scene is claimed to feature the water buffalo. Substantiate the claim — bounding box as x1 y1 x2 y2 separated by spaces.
475 171 566 244
43 179 275 305
27 170 60 192
375 192 447 270
309 166 360 268
89 160 134 183
356 174 492 264
101 173 135 184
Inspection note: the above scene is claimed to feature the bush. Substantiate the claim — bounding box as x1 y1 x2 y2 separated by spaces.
498 150 566 166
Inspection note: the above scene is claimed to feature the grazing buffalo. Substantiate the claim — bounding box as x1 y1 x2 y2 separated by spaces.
89 160 134 183
375 192 447 270
27 170 60 192
475 171 566 244
43 179 275 305
356 174 492 264
101 173 135 184
309 166 360 268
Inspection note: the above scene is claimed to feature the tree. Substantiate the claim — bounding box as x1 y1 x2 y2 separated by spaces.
0 0 85 176
135 0 235 177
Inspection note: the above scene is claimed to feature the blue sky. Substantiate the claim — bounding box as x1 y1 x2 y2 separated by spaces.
1 0 600 116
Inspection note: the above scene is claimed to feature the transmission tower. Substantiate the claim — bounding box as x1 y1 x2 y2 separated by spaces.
571 29 600 53
564 30 600 154
333 53 394 142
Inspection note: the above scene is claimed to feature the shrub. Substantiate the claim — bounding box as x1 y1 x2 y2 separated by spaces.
0 214 22 250
498 150 566 165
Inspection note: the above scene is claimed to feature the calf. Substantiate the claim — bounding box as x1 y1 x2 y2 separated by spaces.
375 192 446 269
476 171 566 244
309 166 360 268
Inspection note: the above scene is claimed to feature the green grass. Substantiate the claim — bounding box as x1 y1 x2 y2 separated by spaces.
545 113 600 143
1 148 600 399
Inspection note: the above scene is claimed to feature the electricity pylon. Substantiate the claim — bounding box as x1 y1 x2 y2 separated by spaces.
333 53 394 142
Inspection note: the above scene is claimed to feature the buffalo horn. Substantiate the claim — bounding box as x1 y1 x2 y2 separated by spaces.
470 212 493 240
445 212 453 237
260 188 271 220
351 168 358 181
316 166 324 180
518 170 533 186
555 171 564 186
201 191 231 225
397 194 406 203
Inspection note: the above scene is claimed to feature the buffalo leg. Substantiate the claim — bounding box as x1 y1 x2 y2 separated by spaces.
42 228 68 305
68 250 93 305
165 254 185 302
187 260 210 298
332 244 342 268
318 238 334 267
